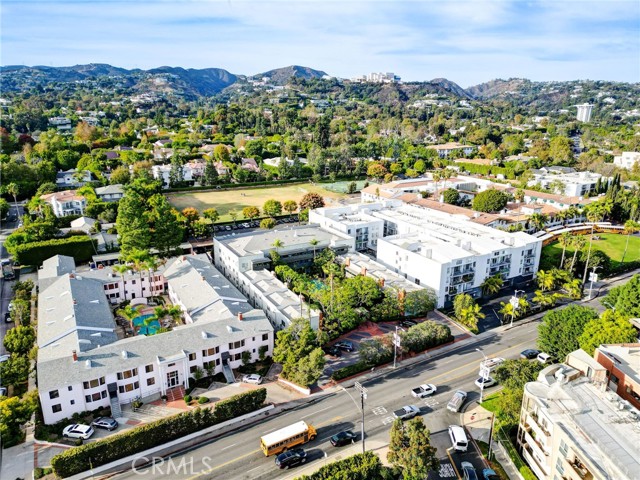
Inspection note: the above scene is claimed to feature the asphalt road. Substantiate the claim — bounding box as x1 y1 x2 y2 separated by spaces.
0 203 21 356
113 320 541 480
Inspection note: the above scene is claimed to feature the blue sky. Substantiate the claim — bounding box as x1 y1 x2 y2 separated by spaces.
2 0 639 87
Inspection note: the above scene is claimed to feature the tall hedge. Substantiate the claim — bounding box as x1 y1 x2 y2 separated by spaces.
51 388 267 478
13 236 96 266
295 452 385 480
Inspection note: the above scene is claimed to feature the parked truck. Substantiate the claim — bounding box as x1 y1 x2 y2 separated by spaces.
447 390 467 413
411 384 437 398
393 405 420 420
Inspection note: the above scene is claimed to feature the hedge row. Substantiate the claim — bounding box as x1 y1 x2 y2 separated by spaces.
295 452 385 480
164 178 308 193
13 236 96 266
331 361 373 381
51 388 267 478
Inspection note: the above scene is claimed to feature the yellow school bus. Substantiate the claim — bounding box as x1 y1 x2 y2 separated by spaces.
260 421 317 456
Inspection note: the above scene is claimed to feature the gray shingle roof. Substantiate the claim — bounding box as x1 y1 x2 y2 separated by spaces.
95 184 124 196
38 255 77 290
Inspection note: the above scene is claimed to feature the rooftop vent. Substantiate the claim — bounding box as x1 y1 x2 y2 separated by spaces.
85 360 92 369
90 299 99 304
121 350 128 359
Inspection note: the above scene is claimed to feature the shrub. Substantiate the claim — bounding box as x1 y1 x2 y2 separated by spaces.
296 451 385 480
13 236 96 266
197 396 209 404
331 361 372 381
400 321 452 354
51 388 267 478
184 395 192 404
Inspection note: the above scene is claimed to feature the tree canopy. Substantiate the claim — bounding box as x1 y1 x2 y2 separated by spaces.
537 305 599 360
579 310 637 356
388 417 439 480
472 189 509 213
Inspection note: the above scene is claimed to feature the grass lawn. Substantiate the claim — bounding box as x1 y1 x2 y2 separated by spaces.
540 233 640 271
480 392 502 414
477 440 510 480
166 183 348 222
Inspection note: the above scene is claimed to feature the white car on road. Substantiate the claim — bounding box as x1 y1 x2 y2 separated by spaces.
242 374 263 385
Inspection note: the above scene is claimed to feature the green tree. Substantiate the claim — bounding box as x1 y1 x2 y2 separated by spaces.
358 337 393 365
4 182 20 220
494 359 544 390
3 326 36 356
260 218 277 229
110 166 131 185
149 194 184 256
299 192 325 210
213 144 230 163
621 220 640 263
481 275 503 297
472 189 508 213
0 198 9 219
0 355 31 385
453 293 474 320
603 275 640 318
242 206 260 221
181 207 200 232
579 310 637 356
116 190 151 258
202 208 220 223
283 200 297 218
0 390 39 447
538 305 599 359
168 154 185 188
536 270 556 292
558 232 573 268
457 303 485 332
229 209 239 225
442 188 460 205
203 159 219 186
549 136 572 163
403 290 436 317
387 417 439 480
338 276 383 310
568 235 586 273
262 199 283 217
529 213 548 232
273 318 325 388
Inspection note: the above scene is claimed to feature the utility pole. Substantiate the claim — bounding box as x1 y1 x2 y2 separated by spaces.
582 224 594 286
587 267 599 300
393 326 403 368
354 381 368 453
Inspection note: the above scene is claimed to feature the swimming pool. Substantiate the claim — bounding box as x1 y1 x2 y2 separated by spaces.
133 314 161 335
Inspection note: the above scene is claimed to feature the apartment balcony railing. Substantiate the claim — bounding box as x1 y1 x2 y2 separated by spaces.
569 458 593 480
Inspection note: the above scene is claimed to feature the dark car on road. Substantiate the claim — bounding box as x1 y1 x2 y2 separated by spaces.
520 349 540 359
274 448 307 469
4 312 12 323
330 430 357 447
91 417 119 431
400 320 417 328
334 340 354 352
324 345 342 357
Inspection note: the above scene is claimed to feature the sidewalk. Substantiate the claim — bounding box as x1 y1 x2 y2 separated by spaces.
462 403 522 480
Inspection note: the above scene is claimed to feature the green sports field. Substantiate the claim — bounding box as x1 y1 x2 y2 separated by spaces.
540 233 640 271
166 183 348 222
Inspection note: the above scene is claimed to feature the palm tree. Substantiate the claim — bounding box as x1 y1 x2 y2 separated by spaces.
569 235 586 273
458 303 485 332
4 183 20 221
529 213 548 232
481 275 503 297
555 210 567 226
558 232 572 269
514 188 525 203
621 220 640 263
271 238 284 254
562 278 583 300
498 301 515 325
533 289 559 308
536 270 555 292
309 238 319 260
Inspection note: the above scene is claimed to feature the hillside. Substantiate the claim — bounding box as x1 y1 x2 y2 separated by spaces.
254 65 328 84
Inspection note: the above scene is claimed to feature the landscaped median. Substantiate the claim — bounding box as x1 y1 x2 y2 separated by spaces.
50 388 267 478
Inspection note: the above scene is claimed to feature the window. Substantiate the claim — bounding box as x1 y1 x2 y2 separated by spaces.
147 377 156 386
49 390 60 399
117 368 138 380
52 404 62 413
190 365 198 373
118 382 140 394
555 458 565 475
85 391 103 403
188 353 196 361
229 340 245 350
145 364 154 373
262 333 269 341
68 386 73 391
559 440 568 457
83 377 105 389
70 400 75 405
202 346 219 357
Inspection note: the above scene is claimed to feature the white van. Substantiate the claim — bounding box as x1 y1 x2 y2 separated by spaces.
448 425 468 452
537 352 553 364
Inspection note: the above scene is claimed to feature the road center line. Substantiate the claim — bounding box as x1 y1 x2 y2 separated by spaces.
220 443 237 451
300 405 333 419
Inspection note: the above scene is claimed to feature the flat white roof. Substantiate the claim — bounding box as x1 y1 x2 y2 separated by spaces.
260 421 309 446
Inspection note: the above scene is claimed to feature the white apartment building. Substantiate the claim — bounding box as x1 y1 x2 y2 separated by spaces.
427 142 477 158
576 103 594 122
40 190 87 217
518 351 640 480
214 225 354 276
37 254 273 424
528 170 610 197
311 203 541 307
613 152 640 170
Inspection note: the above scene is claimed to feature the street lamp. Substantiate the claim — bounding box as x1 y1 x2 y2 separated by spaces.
393 326 404 368
476 348 488 404
509 290 526 327
340 382 368 454
602 300 615 312
587 266 599 300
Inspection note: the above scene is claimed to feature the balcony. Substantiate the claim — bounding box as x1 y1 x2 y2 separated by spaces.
526 412 551 439
569 458 593 480
522 445 549 479
523 430 549 458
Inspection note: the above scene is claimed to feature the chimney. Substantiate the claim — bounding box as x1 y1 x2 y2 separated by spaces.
72 350 78 362
361 267 367 276
201 275 206 281
238 312 243 321
345 257 351 267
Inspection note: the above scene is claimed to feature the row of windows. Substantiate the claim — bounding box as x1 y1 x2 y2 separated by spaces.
119 381 140 394
83 377 106 389
117 368 138 380
86 390 108 403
